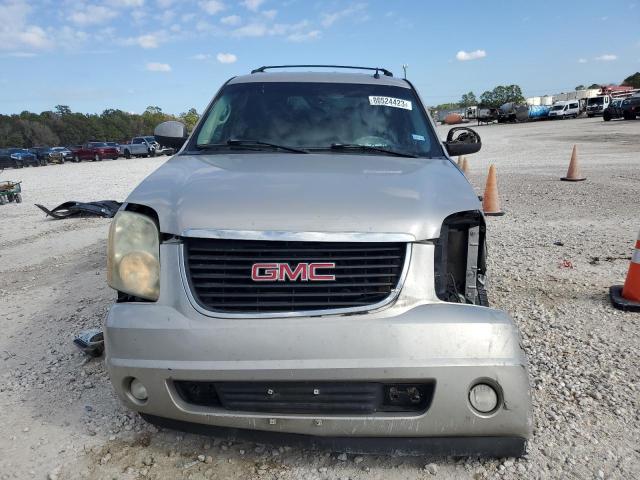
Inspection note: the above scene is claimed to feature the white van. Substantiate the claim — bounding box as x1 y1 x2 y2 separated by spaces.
548 100 580 119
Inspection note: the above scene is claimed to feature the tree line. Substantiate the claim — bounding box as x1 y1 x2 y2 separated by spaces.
0 105 201 149
433 84 525 111
433 72 640 112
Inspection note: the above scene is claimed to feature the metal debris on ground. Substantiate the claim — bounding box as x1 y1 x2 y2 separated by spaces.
35 200 122 219
73 329 104 357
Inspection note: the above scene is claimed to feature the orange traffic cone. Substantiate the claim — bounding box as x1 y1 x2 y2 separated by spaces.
461 157 469 175
561 145 586 182
610 230 640 311
482 164 505 216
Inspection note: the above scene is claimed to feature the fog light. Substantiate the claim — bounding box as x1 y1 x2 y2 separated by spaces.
130 378 148 401
469 383 498 413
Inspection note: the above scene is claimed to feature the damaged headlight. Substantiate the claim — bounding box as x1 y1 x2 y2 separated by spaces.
107 211 160 301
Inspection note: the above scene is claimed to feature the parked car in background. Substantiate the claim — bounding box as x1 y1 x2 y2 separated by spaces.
70 142 120 162
586 95 610 117
28 146 54 165
29 146 69 164
0 148 39 168
548 100 579 119
602 99 624 121
620 96 640 120
51 147 74 162
106 142 121 158
119 136 160 158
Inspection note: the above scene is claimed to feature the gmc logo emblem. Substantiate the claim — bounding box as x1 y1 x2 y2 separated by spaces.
251 262 336 282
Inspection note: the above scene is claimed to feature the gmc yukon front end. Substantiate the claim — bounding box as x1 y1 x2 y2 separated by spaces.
105 66 532 457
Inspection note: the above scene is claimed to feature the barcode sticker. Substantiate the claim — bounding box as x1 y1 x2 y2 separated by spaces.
368 96 412 110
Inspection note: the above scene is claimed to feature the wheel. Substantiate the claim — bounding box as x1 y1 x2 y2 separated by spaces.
124 149 131 159
94 153 101 162
74 154 80 162
0 196 6 205
587 114 593 118
603 111 611 121
15 193 22 203
149 149 156 157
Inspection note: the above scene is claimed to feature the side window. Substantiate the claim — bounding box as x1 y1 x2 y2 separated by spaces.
133 138 142 144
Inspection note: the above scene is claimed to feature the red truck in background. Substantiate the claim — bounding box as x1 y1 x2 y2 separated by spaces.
69 142 120 162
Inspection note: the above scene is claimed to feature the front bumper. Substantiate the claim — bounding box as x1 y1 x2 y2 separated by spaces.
105 300 532 451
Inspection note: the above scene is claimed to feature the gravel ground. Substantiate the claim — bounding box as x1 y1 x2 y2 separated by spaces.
0 117 638 480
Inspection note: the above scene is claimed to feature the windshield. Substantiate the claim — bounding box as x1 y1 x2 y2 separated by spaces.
193 82 441 157
143 136 156 143
588 97 604 105
89 142 107 147
551 105 564 111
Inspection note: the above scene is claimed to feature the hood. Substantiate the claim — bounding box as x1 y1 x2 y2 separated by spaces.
125 153 481 241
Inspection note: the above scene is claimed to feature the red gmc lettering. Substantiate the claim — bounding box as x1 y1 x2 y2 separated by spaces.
251 263 279 281
308 263 336 281
251 263 336 282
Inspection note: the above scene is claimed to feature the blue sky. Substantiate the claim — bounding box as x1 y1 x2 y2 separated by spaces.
1 0 638 114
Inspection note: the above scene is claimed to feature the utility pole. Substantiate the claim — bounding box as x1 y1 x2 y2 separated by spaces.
402 64 408 79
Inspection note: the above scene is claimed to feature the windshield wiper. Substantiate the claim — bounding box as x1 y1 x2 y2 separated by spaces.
327 143 418 158
196 139 308 154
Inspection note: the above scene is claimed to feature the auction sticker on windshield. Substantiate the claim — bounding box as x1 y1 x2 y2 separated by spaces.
369 96 412 110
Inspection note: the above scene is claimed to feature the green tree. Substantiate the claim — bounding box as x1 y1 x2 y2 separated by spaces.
459 91 477 107
621 72 640 88
575 85 585 91
179 108 200 131
480 84 525 108
588 83 601 89
55 105 72 116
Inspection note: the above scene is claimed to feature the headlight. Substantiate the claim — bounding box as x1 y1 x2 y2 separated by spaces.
10 154 19 159
107 211 160 300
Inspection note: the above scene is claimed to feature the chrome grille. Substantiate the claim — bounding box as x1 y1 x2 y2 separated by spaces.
184 238 407 314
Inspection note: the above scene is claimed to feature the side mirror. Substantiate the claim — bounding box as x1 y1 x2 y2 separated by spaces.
154 121 188 150
444 127 482 157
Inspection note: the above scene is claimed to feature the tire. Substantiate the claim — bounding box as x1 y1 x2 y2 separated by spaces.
587 114 593 118
94 153 101 162
124 149 131 159
15 193 22 203
0 196 6 205
74 154 80 163
603 111 611 121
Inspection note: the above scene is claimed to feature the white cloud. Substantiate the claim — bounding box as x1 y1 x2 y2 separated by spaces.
108 0 145 6
262 9 277 19
578 58 587 63
7 51 37 57
456 49 486 61
242 0 264 11
119 33 164 48
69 5 119 26
220 14 241 25
287 30 320 42
216 52 237 63
137 34 160 48
200 0 225 15
232 22 268 37
156 0 175 7
320 3 366 27
0 1 52 51
595 54 617 61
146 62 171 72
192 53 211 60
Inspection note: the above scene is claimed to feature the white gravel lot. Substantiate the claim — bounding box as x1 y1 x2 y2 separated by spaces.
0 117 638 480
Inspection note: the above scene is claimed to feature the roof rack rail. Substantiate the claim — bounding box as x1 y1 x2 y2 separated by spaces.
250 65 393 78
